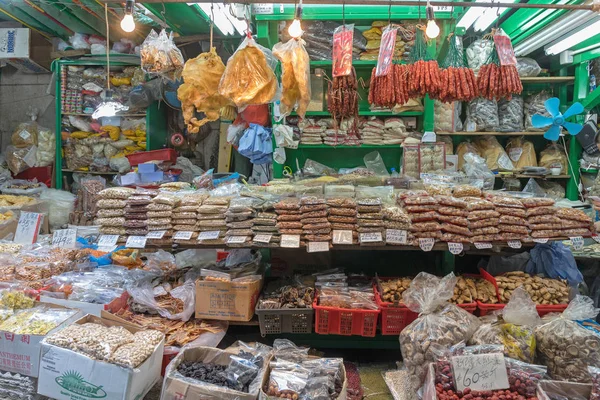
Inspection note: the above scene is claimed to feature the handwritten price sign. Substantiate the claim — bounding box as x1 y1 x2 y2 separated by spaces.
14 212 43 244
281 234 300 248
451 353 509 392
474 242 492 250
332 230 353 245
570 236 584 250
126 235 147 249
386 229 407 245
419 238 435 252
448 242 463 255
307 241 329 253
51 229 77 249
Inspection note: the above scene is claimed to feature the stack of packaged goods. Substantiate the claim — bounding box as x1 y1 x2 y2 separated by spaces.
327 198 358 245
252 199 280 248
96 188 135 237
525 197 593 238
224 197 255 247
361 118 385 145
554 207 594 237
400 191 440 243
300 197 332 246
147 193 179 238
299 119 324 144
324 127 349 146
172 193 206 244
275 198 303 241
357 198 385 246
437 196 471 243
383 205 411 245
492 195 528 241
383 118 407 144
124 190 154 237
197 197 230 245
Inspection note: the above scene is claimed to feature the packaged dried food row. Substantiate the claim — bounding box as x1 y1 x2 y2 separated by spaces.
327 198 358 245
356 198 384 246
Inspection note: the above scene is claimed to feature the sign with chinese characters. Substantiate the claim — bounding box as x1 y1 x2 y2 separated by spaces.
451 353 510 392
51 229 77 249
125 235 147 249
14 212 43 244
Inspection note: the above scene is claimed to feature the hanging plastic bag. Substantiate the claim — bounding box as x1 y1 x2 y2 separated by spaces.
400 272 480 387
517 57 542 77
332 24 354 77
238 124 273 165
140 29 184 79
434 101 462 133
273 124 297 148
466 38 494 76
375 25 398 77
527 241 583 285
535 295 600 382
219 36 278 109
273 38 311 119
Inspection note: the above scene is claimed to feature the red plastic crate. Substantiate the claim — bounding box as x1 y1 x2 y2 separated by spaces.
14 166 52 187
477 302 505 316
457 302 478 314
536 304 568 316
373 281 417 335
126 149 177 166
313 296 380 337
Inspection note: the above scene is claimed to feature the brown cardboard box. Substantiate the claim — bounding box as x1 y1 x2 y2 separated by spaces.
195 277 263 322
536 380 591 400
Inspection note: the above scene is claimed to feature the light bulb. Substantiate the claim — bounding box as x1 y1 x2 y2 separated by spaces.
426 19 440 39
121 14 135 33
288 19 303 38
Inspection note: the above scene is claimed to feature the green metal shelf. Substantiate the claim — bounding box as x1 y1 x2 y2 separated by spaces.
297 110 423 117
296 144 401 149
310 60 377 67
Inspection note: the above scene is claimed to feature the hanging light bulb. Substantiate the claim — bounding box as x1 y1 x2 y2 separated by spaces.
121 0 136 33
288 0 303 38
425 5 440 39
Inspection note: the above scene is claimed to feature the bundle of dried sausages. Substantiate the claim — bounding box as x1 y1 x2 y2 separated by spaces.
368 64 410 108
478 63 523 100
327 67 359 118
439 66 478 103
408 60 441 99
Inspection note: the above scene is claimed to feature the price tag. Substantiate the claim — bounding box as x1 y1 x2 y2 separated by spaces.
451 353 510 392
508 147 523 162
593 235 600 244
253 234 272 243
173 231 193 241
98 234 119 247
360 232 382 243
198 231 220 241
146 230 166 239
252 3 274 14
386 229 407 245
227 236 248 244
332 230 353 245
281 234 300 248
448 242 464 255
14 212 43 244
125 235 147 249
507 240 522 249
533 238 549 244
474 242 492 250
307 241 329 253
51 229 77 249
419 238 435 252
570 236 585 250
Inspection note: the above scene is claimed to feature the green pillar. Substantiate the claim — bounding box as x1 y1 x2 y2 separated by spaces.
567 62 589 200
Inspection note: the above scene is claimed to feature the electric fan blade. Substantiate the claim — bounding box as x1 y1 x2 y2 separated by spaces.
563 121 583 135
531 114 554 128
544 97 561 118
543 124 561 141
563 102 584 119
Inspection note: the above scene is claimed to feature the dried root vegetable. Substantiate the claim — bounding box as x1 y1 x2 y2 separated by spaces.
178 48 231 133
368 64 410 108
273 38 311 118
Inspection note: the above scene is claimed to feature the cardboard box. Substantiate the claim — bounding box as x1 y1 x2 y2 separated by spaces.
536 380 591 400
0 28 51 73
40 291 129 317
195 277 263 322
37 314 164 400
161 346 267 400
0 302 81 377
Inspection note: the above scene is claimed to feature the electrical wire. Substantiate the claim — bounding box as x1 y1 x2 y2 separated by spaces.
561 134 585 199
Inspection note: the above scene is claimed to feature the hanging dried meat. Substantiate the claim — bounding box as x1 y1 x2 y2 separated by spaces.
368 64 410 108
219 37 278 109
438 35 478 103
327 67 359 119
477 31 523 100
273 38 312 119
408 30 441 99
177 48 231 133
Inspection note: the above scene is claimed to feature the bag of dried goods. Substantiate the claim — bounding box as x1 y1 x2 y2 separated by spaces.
140 29 184 78
178 48 231 133
474 135 514 171
456 141 480 171
466 38 495 76
399 272 480 387
6 145 37 175
539 143 568 173
12 121 38 148
434 101 462 133
505 136 537 170
219 36 277 109
36 126 55 167
498 95 524 132
470 287 540 363
464 97 499 132
273 38 311 119
525 91 552 131
516 57 542 77
591 366 600 400
535 295 600 382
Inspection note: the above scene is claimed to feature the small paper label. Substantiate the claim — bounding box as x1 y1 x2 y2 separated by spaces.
14 212 43 245
153 286 168 297
252 3 274 14
51 229 77 249
198 231 220 240
307 241 329 253
507 240 522 249
451 353 510 392
227 236 247 244
253 234 272 243
125 235 147 248
508 147 523 162
448 242 464 255
173 231 193 241
146 230 166 239
466 121 477 132
570 236 584 250
592 235 600 244
281 234 300 248
386 229 407 244
360 232 383 243
533 238 549 244
422 131 437 143
419 238 435 251
474 242 493 249
98 234 119 247
332 230 353 245
19 130 31 140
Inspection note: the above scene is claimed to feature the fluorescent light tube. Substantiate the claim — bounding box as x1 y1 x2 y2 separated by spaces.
456 0 489 30
546 17 600 54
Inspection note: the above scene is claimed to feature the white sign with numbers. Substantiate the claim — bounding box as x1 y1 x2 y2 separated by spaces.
307 241 329 253
386 229 407 245
253 234 272 243
448 242 463 255
126 235 147 249
474 242 492 249
570 236 584 250
52 229 77 249
332 230 353 245
533 238 548 244
360 232 382 243
173 231 193 241
198 231 220 241
98 235 119 247
281 234 300 248
419 238 435 252
507 240 522 249
146 231 166 239
14 212 43 244
451 353 510 392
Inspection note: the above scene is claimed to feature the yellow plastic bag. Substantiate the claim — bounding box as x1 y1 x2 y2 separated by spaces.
70 131 91 139
539 143 568 173
272 38 311 119
102 125 121 141
110 76 131 87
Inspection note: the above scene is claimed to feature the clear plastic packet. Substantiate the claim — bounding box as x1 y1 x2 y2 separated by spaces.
226 355 260 392
539 143 568 173
466 38 495 76
109 341 155 368
498 95 524 132
434 101 463 133
517 57 541 77
332 24 355 77
375 25 398 77
474 135 514 171
537 379 591 400
6 145 36 175
12 120 39 148
464 98 499 132
273 38 311 119
525 91 552 131
140 29 184 78
266 369 309 398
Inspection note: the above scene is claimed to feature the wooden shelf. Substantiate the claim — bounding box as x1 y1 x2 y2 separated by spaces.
62 113 147 117
520 76 575 84
62 169 119 175
295 110 423 117
507 174 571 179
295 144 401 149
436 131 545 136
310 60 376 67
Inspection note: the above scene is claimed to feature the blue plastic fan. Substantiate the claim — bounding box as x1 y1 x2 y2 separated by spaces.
532 97 584 141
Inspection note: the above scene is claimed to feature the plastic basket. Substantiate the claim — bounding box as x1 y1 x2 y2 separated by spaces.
457 302 478 314
313 296 380 337
255 305 314 336
126 148 177 166
373 280 417 335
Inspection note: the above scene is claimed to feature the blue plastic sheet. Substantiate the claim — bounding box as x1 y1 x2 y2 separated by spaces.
526 242 583 286
238 124 273 164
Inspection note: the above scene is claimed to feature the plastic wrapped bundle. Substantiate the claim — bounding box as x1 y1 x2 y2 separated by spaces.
273 38 311 119
498 95 524 132
464 98 499 132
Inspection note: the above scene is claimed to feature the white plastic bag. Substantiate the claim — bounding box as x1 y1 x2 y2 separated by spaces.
40 189 76 230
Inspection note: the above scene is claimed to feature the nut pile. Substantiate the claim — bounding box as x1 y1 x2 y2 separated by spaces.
466 197 501 243
224 197 255 247
399 191 440 243
301 196 332 246
379 277 412 303
495 271 569 305
450 276 477 304
252 199 280 247
171 193 205 240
